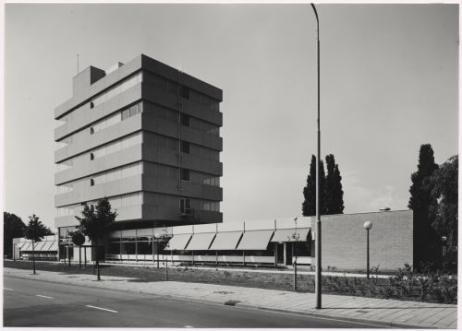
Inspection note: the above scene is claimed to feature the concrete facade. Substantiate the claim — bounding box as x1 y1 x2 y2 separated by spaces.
54 54 223 239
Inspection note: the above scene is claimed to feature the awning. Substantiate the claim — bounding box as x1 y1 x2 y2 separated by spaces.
164 234 192 251
20 242 31 251
16 241 26 249
209 231 242 250
237 230 274 250
184 233 216 251
271 228 311 243
42 241 54 251
34 241 47 251
48 242 58 251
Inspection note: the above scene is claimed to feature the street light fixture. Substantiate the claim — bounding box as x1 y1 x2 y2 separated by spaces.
363 221 373 279
310 3 322 310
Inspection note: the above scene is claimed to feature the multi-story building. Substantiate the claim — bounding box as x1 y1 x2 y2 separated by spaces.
54 54 223 258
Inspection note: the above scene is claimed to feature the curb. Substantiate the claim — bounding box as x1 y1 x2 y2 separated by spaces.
236 303 429 329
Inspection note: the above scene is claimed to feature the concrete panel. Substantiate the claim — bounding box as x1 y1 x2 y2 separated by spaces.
113 205 143 222
55 216 80 228
72 66 106 101
55 55 143 118
182 154 223 176
55 145 142 185
142 113 179 138
57 205 143 224
55 115 142 163
142 113 222 151
181 126 223 151
55 176 143 207
55 84 142 141
142 85 222 127
142 175 222 201
193 223 218 234
217 221 244 232
141 54 222 101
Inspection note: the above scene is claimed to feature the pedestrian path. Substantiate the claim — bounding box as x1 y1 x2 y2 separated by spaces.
3 267 457 329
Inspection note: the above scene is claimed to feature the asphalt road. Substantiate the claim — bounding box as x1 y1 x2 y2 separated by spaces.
4 276 390 328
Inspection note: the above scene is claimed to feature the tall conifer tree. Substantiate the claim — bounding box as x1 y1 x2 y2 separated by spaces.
408 144 440 269
302 155 325 216
325 154 344 215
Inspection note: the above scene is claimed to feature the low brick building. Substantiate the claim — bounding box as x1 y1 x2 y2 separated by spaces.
318 210 413 271
14 209 416 272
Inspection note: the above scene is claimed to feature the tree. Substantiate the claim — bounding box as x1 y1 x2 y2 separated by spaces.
76 198 117 281
302 155 325 216
424 155 458 270
3 212 26 259
24 215 50 275
324 154 344 215
408 144 440 269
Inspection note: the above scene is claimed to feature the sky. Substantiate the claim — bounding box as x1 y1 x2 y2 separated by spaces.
2 2 459 231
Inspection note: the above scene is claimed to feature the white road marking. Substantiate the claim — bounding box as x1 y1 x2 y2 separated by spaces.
4 288 13 291
36 295 53 299
86 305 118 313
184 326 194 328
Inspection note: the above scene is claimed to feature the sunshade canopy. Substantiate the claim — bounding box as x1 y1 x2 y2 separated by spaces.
237 230 274 250
164 234 192 251
48 242 58 251
209 231 242 250
34 241 47 251
271 228 310 243
41 241 54 251
20 242 31 251
184 233 216 251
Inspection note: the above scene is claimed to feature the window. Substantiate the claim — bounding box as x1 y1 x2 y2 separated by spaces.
90 179 95 186
181 141 190 154
90 101 94 109
181 86 190 99
122 108 130 120
90 127 94 134
180 169 190 181
90 152 94 160
180 198 192 215
181 114 190 127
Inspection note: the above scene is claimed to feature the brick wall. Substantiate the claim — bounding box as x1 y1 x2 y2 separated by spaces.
315 210 413 271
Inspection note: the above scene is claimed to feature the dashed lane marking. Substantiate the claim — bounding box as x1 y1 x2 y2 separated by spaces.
4 288 13 291
86 305 118 313
36 295 53 299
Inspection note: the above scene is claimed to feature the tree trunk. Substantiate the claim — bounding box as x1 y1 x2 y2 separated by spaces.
32 240 36 275
96 238 100 281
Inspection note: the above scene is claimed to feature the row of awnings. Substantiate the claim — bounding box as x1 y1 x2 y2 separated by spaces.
19 241 58 252
165 228 310 251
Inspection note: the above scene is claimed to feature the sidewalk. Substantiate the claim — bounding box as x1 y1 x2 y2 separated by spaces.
4 267 457 329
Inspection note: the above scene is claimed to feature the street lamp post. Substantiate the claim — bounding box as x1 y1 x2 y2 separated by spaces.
154 233 160 269
310 3 322 310
363 221 373 279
